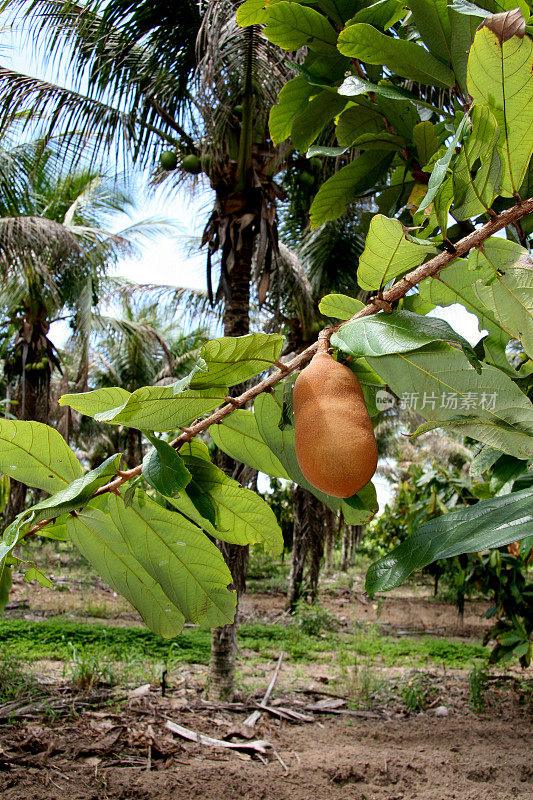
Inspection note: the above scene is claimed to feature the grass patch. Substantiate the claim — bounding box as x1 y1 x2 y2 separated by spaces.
0 618 488 672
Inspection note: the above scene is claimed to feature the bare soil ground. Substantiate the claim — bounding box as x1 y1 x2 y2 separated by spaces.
1 564 532 799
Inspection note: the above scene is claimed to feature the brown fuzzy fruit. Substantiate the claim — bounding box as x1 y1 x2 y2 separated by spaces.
293 352 378 498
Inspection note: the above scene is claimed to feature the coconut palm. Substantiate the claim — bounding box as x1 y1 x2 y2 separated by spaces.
0 138 170 520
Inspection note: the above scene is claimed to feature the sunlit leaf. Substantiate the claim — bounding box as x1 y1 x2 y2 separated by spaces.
108 493 236 626
0 420 82 493
263 1 338 53
356 214 437 291
67 506 185 638
318 293 365 320
210 410 289 479
190 333 284 389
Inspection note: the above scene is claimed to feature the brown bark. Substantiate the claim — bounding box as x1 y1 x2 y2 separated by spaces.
340 522 351 572
207 220 254 701
4 321 51 526
286 485 311 612
324 509 335 576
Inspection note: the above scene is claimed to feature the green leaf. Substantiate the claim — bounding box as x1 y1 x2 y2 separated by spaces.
467 23 533 196
411 258 512 369
292 90 348 151
449 4 484 94
319 293 365 320
264 1 338 53
453 105 502 219
356 214 437 291
337 23 455 87
336 103 383 147
0 560 11 613
0 420 82 493
254 385 378 524
18 454 122 529
178 456 284 555
108 493 236 626
348 0 407 29
24 567 53 588
210 410 289 479
365 488 533 592
142 434 192 497
269 76 313 145
418 115 469 213
190 333 284 389
413 120 440 168
367 343 533 458
307 145 350 157
236 0 270 25
309 152 393 228
67 506 185 638
470 445 502 476
59 387 131 418
471 238 533 360
331 309 480 367
407 0 452 65
90 387 226 432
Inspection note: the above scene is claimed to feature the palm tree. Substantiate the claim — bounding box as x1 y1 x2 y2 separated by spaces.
85 295 207 466
0 138 163 520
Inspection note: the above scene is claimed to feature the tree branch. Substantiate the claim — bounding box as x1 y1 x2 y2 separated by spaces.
23 196 533 537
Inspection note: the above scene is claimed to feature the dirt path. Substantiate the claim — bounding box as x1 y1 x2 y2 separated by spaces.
1 709 531 799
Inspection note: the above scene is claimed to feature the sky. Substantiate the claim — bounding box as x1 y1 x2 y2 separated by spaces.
4 27 487 512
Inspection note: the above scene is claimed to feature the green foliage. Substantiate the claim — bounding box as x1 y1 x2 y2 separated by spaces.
469 661 490 712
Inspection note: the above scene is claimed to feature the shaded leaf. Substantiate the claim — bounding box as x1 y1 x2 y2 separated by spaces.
269 76 313 145
366 488 533 592
337 23 455 87
210 410 289 479
142 434 192 496
264 1 338 53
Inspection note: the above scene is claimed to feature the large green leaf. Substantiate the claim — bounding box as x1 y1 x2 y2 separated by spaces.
62 385 227 433
178 456 284 555
318 293 365 320
59 387 131 418
470 238 533 359
269 75 313 145
407 0 452 64
291 90 348 151
254 385 378 525
67 507 185 638
108 493 236 627
367 343 533 458
348 0 407 29
337 23 455 87
356 214 437 290
452 104 502 219
190 333 284 389
142 434 192 497
309 152 393 228
411 258 511 369
449 4 483 93
413 120 440 168
336 103 384 147
210 410 289 479
366 488 533 592
264 1 338 52
0 420 82 493
17 454 122 529
467 23 533 196
331 309 479 365
418 115 469 213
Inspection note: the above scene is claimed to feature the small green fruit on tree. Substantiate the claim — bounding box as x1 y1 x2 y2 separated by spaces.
160 150 178 171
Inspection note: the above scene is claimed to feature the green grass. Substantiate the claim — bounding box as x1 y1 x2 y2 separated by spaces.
0 618 488 671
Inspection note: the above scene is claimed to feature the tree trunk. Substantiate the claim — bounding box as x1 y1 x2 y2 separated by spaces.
307 500 325 603
286 486 311 612
324 509 335 576
207 220 253 701
340 522 351 572
4 322 51 526
126 428 143 469
350 525 363 563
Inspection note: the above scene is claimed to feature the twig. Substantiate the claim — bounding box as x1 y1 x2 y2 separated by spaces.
165 720 271 756
244 651 284 727
22 197 533 539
